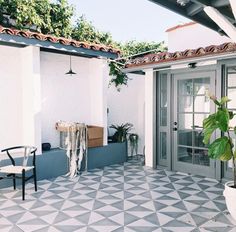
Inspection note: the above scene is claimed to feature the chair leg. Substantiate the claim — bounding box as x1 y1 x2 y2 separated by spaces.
33 168 37 192
22 169 25 201
13 174 16 190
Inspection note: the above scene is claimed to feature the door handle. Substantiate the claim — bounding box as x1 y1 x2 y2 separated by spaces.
173 127 178 131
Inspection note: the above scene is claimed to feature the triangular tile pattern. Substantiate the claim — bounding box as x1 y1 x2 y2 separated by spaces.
0 160 235 231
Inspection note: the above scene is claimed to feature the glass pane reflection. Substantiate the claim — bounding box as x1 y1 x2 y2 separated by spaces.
178 79 193 95
192 149 210 166
178 146 192 164
160 108 167 126
178 95 193 112
178 130 192 146
194 78 210 95
194 96 210 113
160 132 167 160
228 88 236 109
178 114 193 130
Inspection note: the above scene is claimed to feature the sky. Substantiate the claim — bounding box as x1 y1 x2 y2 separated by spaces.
68 0 190 44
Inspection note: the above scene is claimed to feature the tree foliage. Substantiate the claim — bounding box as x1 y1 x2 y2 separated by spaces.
0 0 74 37
72 16 114 46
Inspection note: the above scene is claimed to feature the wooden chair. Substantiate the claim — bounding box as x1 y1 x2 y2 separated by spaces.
0 146 37 200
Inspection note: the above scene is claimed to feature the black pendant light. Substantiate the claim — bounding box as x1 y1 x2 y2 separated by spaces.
65 55 76 76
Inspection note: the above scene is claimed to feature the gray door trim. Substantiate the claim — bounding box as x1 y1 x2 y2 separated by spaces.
218 59 236 180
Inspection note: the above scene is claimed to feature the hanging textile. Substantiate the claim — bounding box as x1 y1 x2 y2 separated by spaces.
56 121 88 178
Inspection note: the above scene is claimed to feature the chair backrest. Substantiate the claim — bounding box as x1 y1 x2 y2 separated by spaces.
1 146 37 167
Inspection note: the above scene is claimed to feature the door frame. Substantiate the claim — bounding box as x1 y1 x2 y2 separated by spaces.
172 70 216 178
219 59 236 180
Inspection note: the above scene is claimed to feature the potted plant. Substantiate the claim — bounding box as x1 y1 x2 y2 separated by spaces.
110 123 133 143
203 95 236 220
129 133 139 157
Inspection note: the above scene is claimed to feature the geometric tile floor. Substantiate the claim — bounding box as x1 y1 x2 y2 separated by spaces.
0 160 235 232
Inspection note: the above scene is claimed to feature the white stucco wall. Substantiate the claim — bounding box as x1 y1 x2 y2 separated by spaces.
107 73 145 155
0 45 23 149
0 45 42 153
41 52 108 148
167 23 232 52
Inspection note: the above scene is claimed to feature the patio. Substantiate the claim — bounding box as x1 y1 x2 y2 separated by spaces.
0 160 234 232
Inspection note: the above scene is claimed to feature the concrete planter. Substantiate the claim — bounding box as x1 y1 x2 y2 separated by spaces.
223 181 236 221
87 141 127 169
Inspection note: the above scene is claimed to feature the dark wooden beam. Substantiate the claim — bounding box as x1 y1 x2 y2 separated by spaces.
190 0 211 6
187 3 203 16
212 0 229 8
148 0 221 33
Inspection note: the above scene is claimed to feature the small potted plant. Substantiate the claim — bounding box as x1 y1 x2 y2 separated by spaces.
110 123 133 143
203 95 236 220
129 133 139 157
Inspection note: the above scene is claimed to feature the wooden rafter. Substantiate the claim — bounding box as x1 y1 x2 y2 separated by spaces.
204 6 236 42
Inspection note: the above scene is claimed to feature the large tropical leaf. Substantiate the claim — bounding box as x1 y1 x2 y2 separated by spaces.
215 108 229 132
208 136 232 160
203 114 217 144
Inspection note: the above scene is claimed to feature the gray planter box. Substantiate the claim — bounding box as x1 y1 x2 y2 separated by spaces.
0 142 127 188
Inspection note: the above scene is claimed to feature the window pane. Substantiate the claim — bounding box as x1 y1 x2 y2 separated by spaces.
160 132 167 160
178 113 193 130
160 108 167 126
193 130 207 148
160 74 167 90
194 114 208 129
178 130 192 146
227 68 236 87
178 95 193 112
193 77 210 95
161 90 167 107
178 146 192 163
228 88 236 109
192 149 209 166
194 96 210 113
178 79 193 95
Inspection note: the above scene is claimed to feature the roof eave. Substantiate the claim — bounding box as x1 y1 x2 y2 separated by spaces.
123 51 236 73
0 34 118 59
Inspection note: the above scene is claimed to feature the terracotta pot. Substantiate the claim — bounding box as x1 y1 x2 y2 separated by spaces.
223 181 236 221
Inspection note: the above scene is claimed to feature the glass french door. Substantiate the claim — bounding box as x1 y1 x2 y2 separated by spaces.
173 72 216 178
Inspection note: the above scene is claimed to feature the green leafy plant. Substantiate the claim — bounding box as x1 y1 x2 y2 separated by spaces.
0 0 74 37
110 123 133 143
203 96 236 187
108 61 129 91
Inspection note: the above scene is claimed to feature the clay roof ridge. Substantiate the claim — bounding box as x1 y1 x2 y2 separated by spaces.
0 25 120 55
125 42 236 68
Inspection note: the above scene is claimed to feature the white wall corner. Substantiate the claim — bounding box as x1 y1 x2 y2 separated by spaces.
144 69 156 168
21 46 42 154
89 58 109 145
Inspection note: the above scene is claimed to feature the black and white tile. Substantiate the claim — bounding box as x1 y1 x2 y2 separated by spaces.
0 160 235 232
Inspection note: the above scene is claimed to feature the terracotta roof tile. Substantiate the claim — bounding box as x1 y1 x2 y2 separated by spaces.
0 26 120 55
125 42 236 68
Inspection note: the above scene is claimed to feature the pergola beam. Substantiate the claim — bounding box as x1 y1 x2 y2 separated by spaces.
187 4 203 16
191 0 211 6
212 0 229 8
229 0 236 21
204 6 236 42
